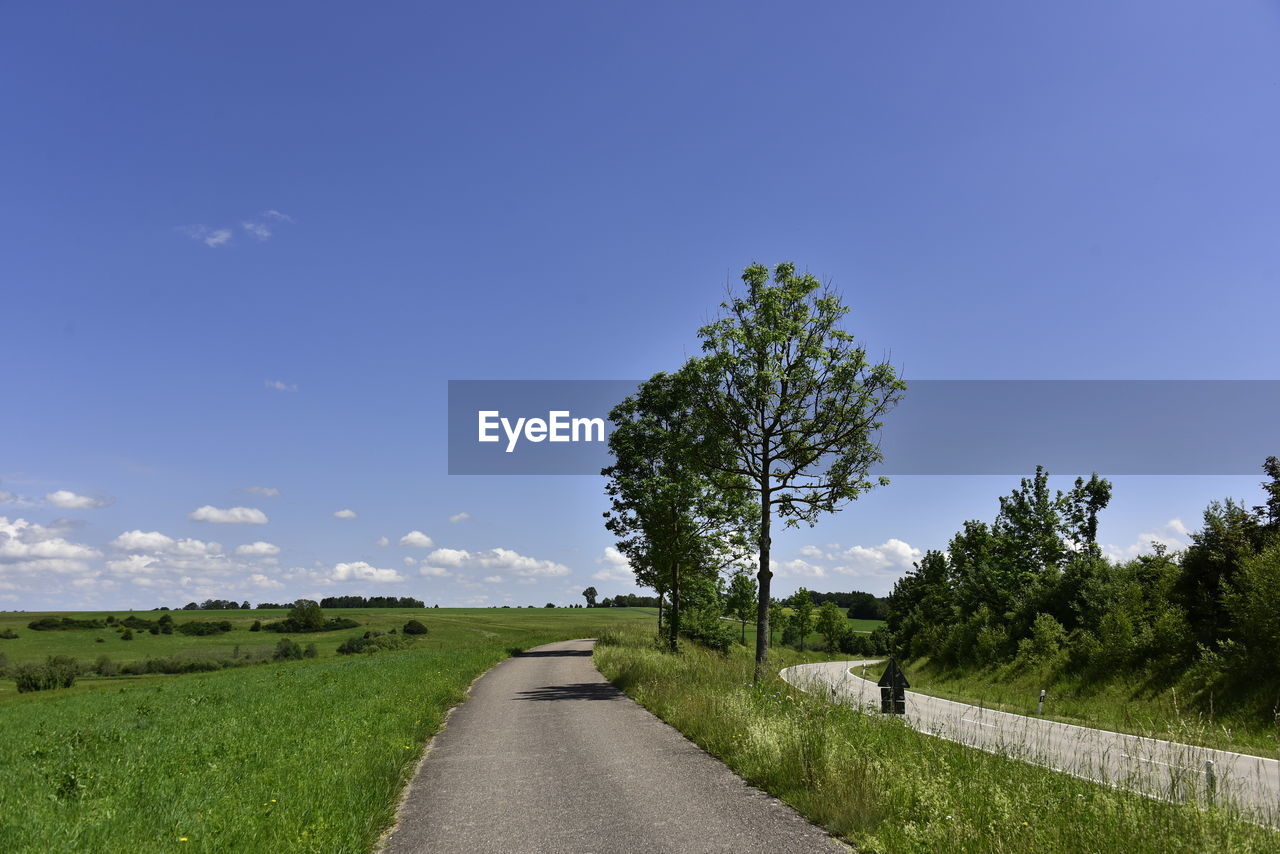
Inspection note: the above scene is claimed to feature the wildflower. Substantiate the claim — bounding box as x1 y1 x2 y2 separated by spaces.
179 838 188 843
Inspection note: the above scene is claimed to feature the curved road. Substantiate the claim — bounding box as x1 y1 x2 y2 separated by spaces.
781 659 1280 824
382 639 847 853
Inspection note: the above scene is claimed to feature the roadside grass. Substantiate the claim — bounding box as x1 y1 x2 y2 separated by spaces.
867 658 1280 761
595 625 1280 854
0 608 654 853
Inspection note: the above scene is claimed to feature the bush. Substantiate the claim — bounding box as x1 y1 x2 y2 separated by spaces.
120 657 227 675
0 628 18 639
336 633 413 655
273 638 303 661
304 643 318 659
261 617 359 633
95 637 105 643
250 620 262 632
13 655 79 692
27 617 105 631
176 620 233 636
94 655 119 676
121 629 134 641
403 619 429 636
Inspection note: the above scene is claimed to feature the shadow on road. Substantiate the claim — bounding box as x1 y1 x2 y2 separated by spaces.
509 649 594 658
514 682 623 702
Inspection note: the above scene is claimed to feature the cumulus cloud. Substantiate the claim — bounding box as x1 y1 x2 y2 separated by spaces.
264 379 297 392
235 541 280 556
247 572 284 589
375 536 389 547
1103 520 1191 562
244 485 281 497
46 490 112 509
475 548 570 578
592 546 633 582
399 530 434 548
425 547 470 566
330 561 405 583
0 517 100 573
333 509 358 519
110 530 175 551
419 564 451 577
483 575 503 583
777 538 923 583
448 512 471 524
188 505 269 525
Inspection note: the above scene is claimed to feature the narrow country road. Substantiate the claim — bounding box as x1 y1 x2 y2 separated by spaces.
382 639 847 854
781 660 1280 825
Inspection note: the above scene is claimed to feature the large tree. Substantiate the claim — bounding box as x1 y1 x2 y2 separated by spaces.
603 368 757 651
694 262 905 679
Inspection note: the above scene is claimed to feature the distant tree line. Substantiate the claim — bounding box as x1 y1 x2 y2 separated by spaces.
887 459 1280 721
319 595 425 609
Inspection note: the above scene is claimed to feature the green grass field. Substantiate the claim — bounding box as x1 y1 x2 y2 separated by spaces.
864 658 1280 760
594 625 1279 853
0 607 656 853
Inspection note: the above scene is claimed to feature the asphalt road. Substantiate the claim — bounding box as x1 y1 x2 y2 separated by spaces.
382 639 847 854
781 659 1280 824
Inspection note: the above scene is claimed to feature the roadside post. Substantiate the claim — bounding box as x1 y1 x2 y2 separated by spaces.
1037 689 1046 716
878 658 909 715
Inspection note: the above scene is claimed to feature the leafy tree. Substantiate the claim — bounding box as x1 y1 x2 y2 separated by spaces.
288 599 325 632
544 602 555 608
770 605 791 647
1254 456 1280 529
724 572 758 644
693 262 905 679
273 638 303 660
790 588 814 651
603 367 757 651
581 586 598 608
1178 499 1260 646
815 600 848 651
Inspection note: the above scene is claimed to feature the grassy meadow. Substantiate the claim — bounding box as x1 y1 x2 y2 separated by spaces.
594 624 1280 854
0 607 656 853
864 658 1280 760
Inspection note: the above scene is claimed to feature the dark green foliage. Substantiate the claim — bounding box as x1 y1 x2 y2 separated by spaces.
119 656 231 675
336 633 413 655
0 628 18 639
597 594 661 607
94 655 119 676
27 617 106 631
303 643 318 659
318 595 425 608
273 638 303 661
260 600 358 633
815 601 848 652
790 589 814 652
120 629 134 641
13 655 79 692
581 586 598 607
544 603 555 608
175 620 233 636
250 620 262 632
402 619 428 635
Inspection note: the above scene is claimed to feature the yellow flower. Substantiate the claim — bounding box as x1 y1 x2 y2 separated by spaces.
179 838 188 843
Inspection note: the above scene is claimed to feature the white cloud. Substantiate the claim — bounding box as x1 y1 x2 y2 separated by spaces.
247 573 284 589
425 547 470 566
399 530 434 548
833 538 923 575
264 379 298 392
262 209 293 222
798 544 829 560
774 558 827 578
1103 520 1190 562
483 575 504 583
475 547 570 578
1 517 100 565
419 564 452 577
375 536 389 547
244 485 281 497
330 561 404 583
235 541 280 556
0 489 37 508
188 505 269 525
111 530 175 551
242 221 272 241
448 512 471 524
45 490 111 509
333 509 358 519
592 546 633 582
181 225 233 247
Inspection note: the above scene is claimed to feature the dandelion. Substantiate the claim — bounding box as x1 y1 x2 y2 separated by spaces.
179 838 189 843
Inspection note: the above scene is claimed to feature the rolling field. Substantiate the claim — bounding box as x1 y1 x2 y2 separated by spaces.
0 607 656 853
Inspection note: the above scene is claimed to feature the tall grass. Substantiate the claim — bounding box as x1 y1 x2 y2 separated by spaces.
595 627 1279 853
0 608 655 853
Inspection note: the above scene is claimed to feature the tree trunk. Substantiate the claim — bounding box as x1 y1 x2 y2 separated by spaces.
669 563 681 653
754 485 772 682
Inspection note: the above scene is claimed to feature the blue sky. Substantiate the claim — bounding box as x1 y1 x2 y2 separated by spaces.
3 2 1279 610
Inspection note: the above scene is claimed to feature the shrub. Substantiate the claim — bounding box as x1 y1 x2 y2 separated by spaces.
261 617 359 633
403 619 428 635
149 626 160 635
13 655 79 692
303 643 318 659
161 623 173 635
27 617 105 631
94 655 119 676
273 638 303 661
0 628 18 639
250 620 262 632
336 633 413 655
121 629 134 641
177 620 233 636
95 637 105 643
